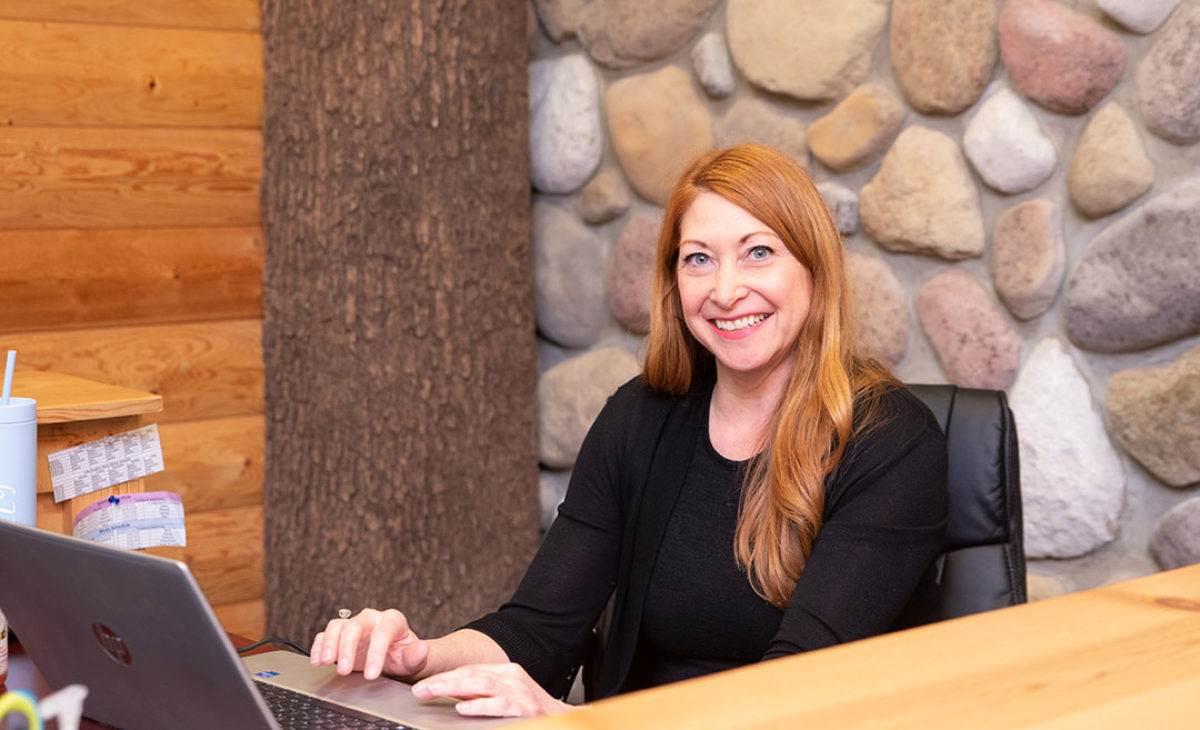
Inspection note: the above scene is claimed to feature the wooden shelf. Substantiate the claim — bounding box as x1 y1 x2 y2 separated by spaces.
11 370 163 424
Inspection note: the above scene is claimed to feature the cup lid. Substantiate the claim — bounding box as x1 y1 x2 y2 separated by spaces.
0 396 37 423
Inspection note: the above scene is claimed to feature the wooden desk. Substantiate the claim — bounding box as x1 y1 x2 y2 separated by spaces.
524 565 1200 729
12 371 162 535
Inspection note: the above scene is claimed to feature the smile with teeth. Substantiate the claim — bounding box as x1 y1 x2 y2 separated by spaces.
713 313 770 331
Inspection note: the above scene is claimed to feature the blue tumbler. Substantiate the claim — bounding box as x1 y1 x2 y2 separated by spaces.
0 397 37 527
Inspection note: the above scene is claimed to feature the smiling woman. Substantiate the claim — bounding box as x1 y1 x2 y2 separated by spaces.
313 145 949 717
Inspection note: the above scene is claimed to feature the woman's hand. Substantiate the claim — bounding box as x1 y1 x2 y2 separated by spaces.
412 663 572 718
310 608 430 681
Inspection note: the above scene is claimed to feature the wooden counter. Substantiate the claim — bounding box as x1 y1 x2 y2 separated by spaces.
12 370 163 534
523 564 1200 729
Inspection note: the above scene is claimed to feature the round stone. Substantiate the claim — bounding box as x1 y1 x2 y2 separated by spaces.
538 347 641 468
1068 102 1154 218
1138 4 1200 144
692 31 736 98
533 200 609 349
916 269 1020 389
846 252 908 367
718 98 809 169
990 199 1065 321
1150 498 1200 570
963 87 1057 194
890 0 998 115
807 83 906 173
529 54 603 194
577 169 631 225
606 213 661 334
578 0 720 69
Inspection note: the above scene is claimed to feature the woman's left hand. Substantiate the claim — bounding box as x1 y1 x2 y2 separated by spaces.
411 663 572 718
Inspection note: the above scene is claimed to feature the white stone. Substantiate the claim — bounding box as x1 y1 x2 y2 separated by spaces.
691 32 736 98
539 469 572 530
1097 0 1183 34
963 88 1056 194
1010 338 1126 559
529 54 603 194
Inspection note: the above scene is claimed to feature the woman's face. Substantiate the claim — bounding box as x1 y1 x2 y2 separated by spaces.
676 192 814 386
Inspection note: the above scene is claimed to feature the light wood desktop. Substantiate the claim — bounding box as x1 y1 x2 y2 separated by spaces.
522 564 1200 729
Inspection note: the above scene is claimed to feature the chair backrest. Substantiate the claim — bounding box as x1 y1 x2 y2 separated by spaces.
907 384 1026 620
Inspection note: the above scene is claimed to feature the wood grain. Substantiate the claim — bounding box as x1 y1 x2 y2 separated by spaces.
0 127 261 230
13 371 162 423
525 566 1200 729
0 227 263 333
156 416 264 513
0 1 260 30
0 20 261 128
216 599 267 642
1 319 264 423
149 505 264 606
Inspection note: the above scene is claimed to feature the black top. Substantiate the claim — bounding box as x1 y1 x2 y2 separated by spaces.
629 420 780 690
464 369 949 700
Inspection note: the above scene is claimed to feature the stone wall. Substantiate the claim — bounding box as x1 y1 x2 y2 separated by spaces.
528 0 1200 599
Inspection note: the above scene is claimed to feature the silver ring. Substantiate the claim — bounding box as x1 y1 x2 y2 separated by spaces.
337 608 352 620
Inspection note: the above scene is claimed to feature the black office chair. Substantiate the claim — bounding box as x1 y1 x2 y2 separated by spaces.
568 383 1026 701
908 383 1026 620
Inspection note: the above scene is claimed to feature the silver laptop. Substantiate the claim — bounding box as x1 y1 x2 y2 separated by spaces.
0 520 514 730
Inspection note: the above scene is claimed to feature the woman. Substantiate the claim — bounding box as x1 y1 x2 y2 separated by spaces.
310 144 949 717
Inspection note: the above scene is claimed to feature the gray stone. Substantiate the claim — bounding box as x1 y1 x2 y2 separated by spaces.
726 0 889 101
860 126 985 260
807 83 906 173
1138 4 1200 144
990 199 1065 320
1150 497 1200 570
538 347 641 468
537 336 572 375
890 0 998 115
1107 344 1200 487
916 269 1020 389
963 87 1057 194
529 54 603 194
606 213 660 334
1026 572 1070 602
1097 0 1183 34
998 0 1125 115
577 169 631 225
607 66 714 206
692 32 736 98
534 199 609 348
846 252 908 367
539 468 572 530
1011 338 1126 559
533 0 583 42
578 0 719 69
718 98 809 170
1064 184 1200 353
1068 102 1154 218
817 181 859 236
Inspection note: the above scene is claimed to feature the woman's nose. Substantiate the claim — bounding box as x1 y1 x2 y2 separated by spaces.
710 264 747 307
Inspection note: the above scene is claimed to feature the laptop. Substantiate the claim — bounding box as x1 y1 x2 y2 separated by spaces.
0 520 515 730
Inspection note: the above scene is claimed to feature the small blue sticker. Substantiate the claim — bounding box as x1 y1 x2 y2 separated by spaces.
254 670 280 678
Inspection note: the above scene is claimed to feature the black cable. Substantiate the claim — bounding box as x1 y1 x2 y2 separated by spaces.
236 636 310 656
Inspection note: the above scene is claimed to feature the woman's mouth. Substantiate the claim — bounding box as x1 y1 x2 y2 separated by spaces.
713 313 770 332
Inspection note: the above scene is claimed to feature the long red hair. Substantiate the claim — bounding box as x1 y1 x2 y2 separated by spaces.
643 144 896 609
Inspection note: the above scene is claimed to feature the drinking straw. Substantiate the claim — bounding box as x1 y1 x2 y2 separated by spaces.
1 350 15 405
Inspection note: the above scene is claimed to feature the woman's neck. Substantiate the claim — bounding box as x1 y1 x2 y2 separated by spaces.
708 363 793 461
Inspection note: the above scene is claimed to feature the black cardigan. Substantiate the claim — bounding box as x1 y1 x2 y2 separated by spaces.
465 371 949 700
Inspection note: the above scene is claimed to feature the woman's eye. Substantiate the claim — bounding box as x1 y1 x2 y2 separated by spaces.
682 252 711 266
748 245 773 261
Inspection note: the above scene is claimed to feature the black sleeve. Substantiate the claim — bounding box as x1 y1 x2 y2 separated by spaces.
763 387 949 658
462 378 650 691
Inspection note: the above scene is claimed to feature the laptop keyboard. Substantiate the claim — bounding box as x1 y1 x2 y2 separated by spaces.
255 680 416 729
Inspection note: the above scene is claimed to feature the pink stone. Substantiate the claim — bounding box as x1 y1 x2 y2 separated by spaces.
606 214 661 333
998 0 1126 115
917 269 1020 389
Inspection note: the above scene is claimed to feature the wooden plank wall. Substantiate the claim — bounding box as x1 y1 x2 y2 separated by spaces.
0 2 266 639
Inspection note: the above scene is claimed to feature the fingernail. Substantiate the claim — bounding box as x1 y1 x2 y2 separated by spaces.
338 658 349 672
365 662 379 677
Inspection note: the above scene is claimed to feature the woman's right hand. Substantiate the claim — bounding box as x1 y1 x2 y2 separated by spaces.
310 608 431 681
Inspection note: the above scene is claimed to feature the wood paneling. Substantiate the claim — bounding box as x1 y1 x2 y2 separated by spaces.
0 1 260 31
156 416 264 513
0 20 261 128
0 227 263 332
149 505 264 606
0 127 261 230
216 599 267 642
2 319 263 422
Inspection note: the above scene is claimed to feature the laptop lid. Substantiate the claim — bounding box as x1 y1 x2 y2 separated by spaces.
0 521 513 730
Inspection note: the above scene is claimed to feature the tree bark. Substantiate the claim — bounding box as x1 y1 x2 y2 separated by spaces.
260 0 537 642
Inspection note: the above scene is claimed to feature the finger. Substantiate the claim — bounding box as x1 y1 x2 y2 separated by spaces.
363 610 409 679
317 619 347 664
309 630 327 666
336 618 366 675
454 696 532 718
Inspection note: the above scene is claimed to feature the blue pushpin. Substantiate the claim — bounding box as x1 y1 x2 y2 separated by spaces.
108 495 121 505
